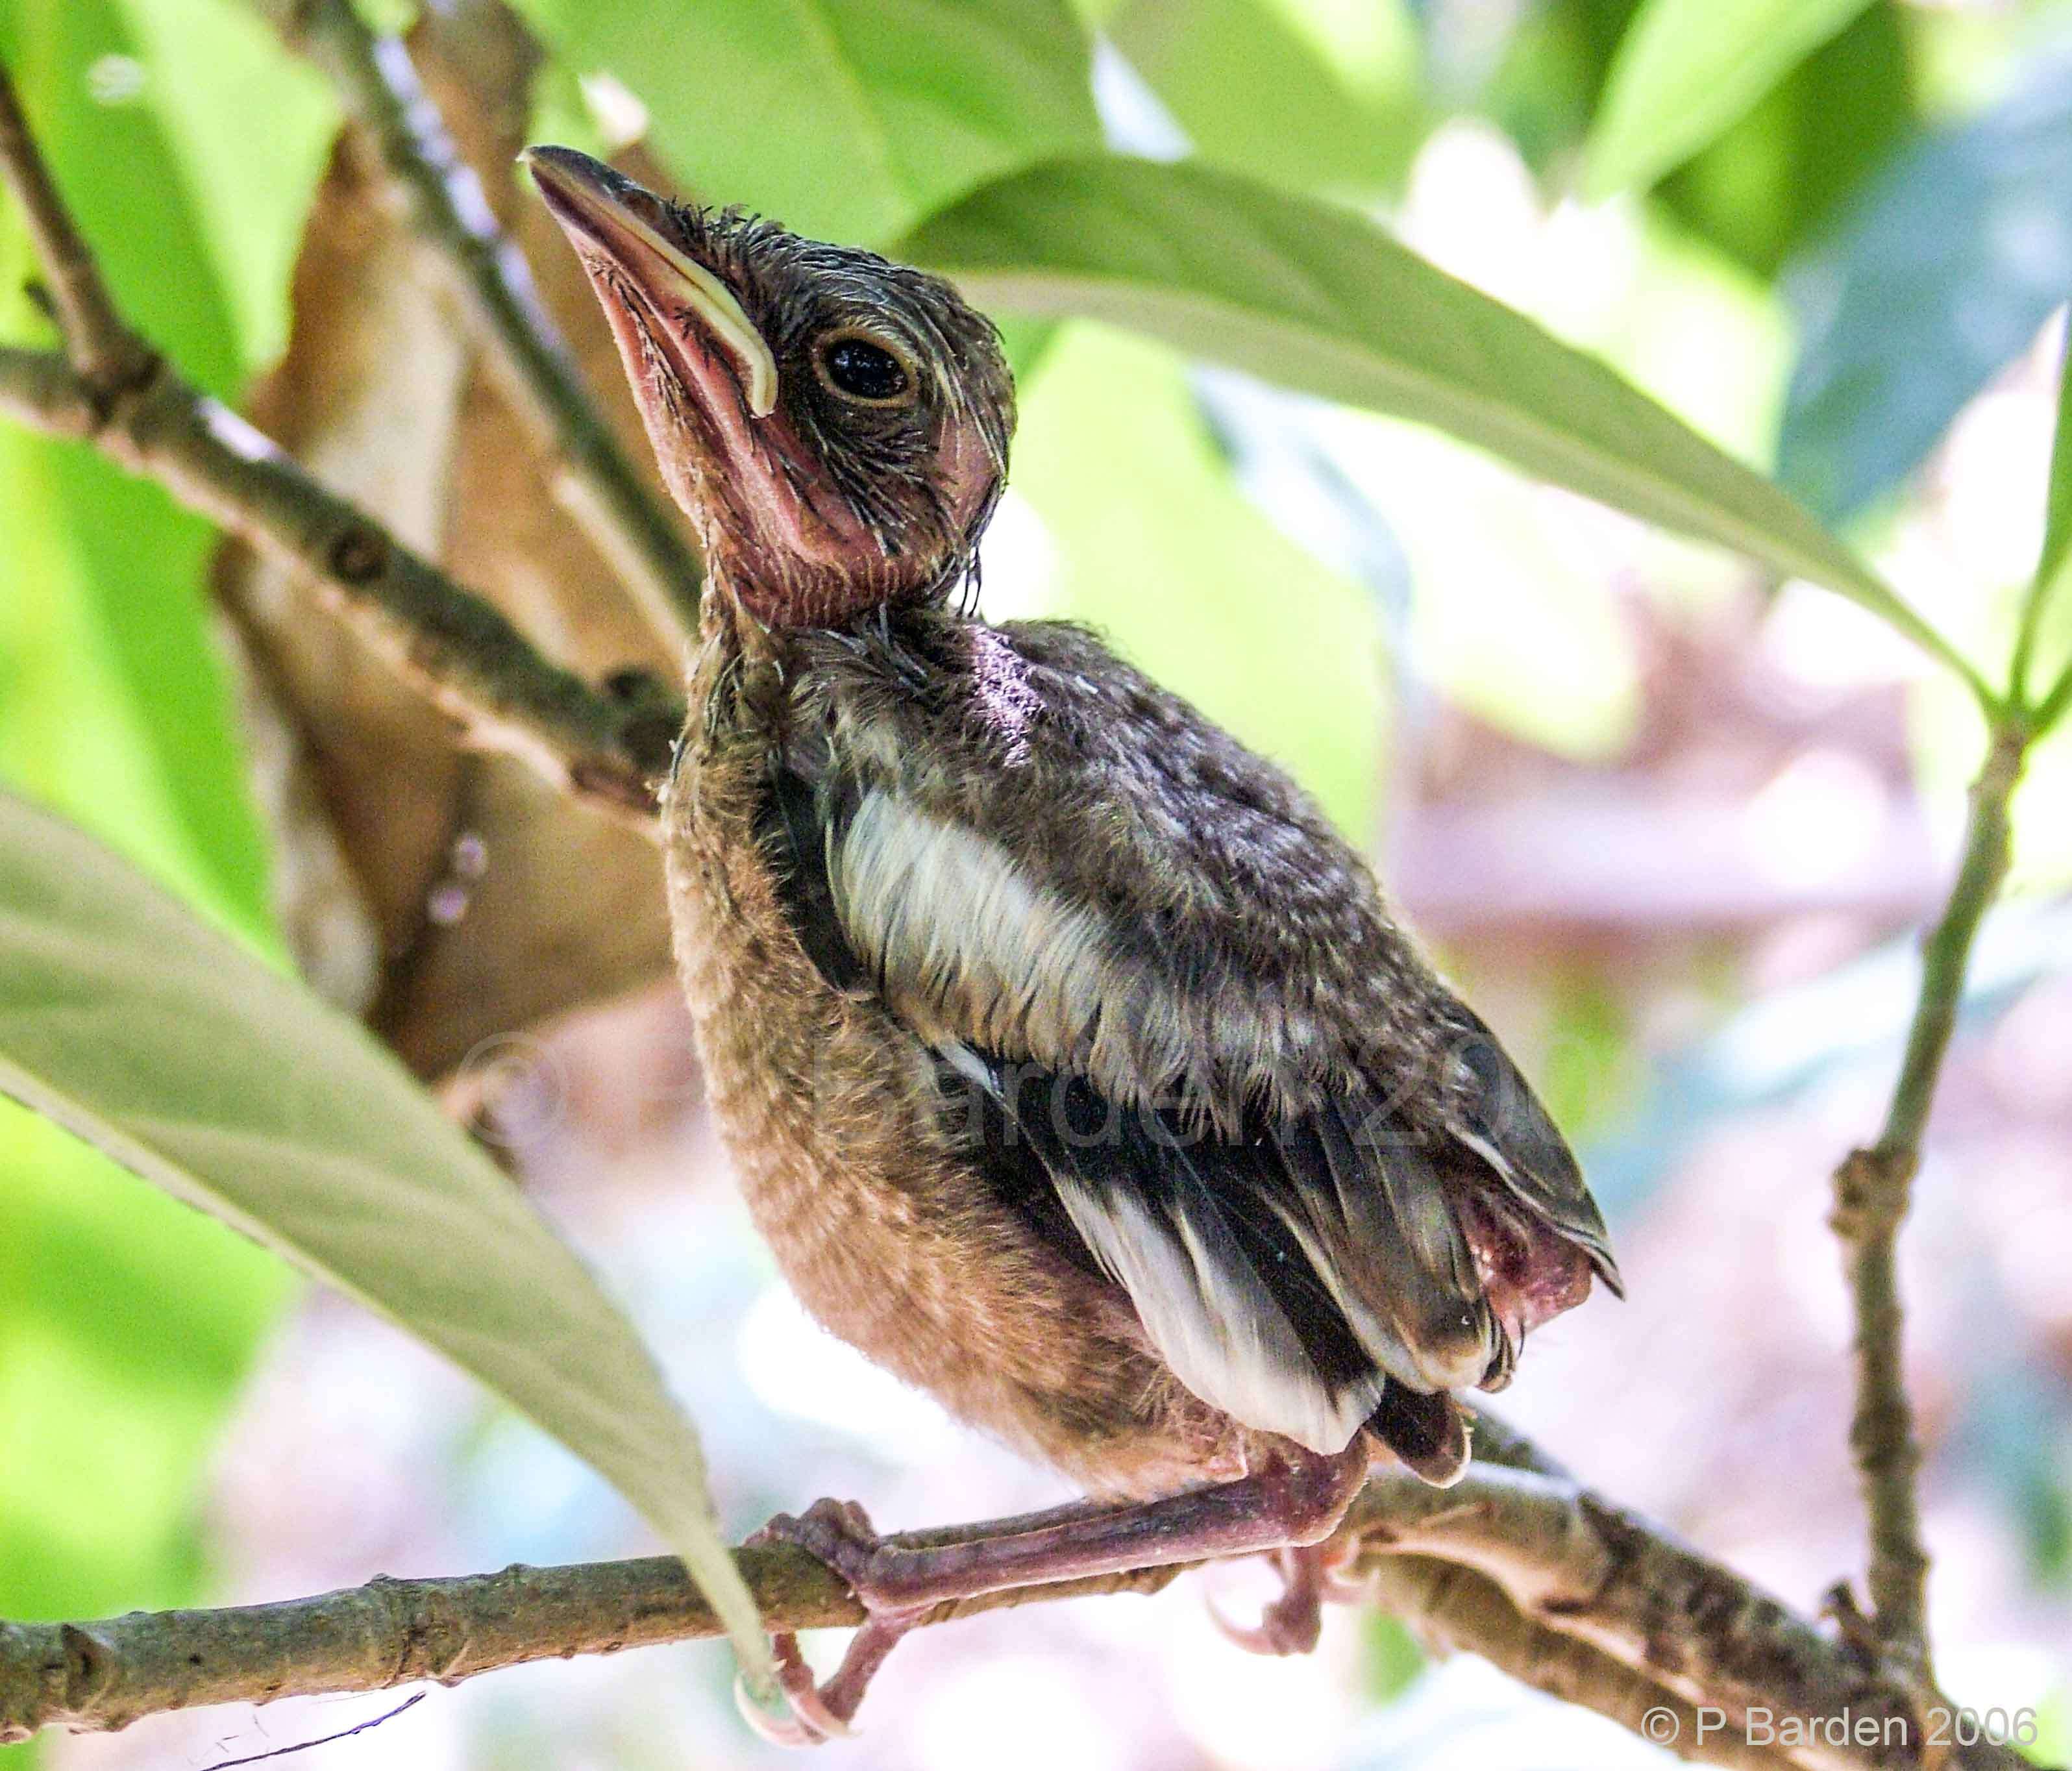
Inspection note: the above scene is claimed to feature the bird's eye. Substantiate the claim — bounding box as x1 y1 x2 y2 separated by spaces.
815 332 914 405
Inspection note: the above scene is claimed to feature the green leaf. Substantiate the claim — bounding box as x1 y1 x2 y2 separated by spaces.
0 0 333 1671
1779 56 2072 529
116 0 337 380
0 424 268 935
1106 0 1425 201
1360 1609 1423 1702
0 789 774 1700
0 1102 290 1622
1583 0 1877 198
0 0 336 930
898 154 1983 693
1656 3 1914 280
510 0 1100 244
0 0 334 393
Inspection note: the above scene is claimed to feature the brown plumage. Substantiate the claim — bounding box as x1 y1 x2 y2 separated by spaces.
526 145 1620 1740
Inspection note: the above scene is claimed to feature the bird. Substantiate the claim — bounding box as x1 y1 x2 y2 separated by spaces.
524 144 1620 1742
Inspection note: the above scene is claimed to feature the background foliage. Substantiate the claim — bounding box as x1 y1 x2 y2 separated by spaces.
3 0 2071 1763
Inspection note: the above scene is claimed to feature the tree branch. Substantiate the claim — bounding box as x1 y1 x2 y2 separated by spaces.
0 341 676 820
0 1456 2030 1770
249 0 704 645
1364 1558 1794 1771
1827 727 2025 1674
0 53 678 823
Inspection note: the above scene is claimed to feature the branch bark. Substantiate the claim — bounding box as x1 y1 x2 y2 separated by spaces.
0 1456 2032 1771
1827 728 2025 1674
249 0 705 645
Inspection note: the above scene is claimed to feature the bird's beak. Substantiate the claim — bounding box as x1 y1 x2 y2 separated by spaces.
522 144 778 421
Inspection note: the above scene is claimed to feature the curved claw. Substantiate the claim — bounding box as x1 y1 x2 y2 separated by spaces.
1205 1549 1324 1657
1207 1587 1309 1657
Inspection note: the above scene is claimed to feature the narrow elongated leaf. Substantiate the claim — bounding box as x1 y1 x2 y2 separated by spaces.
1583 0 1877 197
510 0 1100 245
0 789 774 1698
898 155 1974 685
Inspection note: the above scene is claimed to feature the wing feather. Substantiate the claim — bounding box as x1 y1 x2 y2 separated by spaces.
757 756 1574 1476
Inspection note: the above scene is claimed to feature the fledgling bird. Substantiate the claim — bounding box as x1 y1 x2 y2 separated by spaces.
525 145 1620 1741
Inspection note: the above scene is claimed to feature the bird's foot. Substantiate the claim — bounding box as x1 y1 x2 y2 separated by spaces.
1209 1536 1368 1657
734 1499 927 1748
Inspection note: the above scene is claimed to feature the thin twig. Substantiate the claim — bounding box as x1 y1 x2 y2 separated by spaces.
1829 728 2026 1676
0 67 152 391
249 0 704 645
207 1691 424 1768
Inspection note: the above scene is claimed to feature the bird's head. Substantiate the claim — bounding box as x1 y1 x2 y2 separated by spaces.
524 146 1013 631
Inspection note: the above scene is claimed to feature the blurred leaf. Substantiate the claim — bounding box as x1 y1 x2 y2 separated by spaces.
508 0 1099 244
2035 1689 2071 1768
1360 1609 1424 1702
116 0 336 378
0 425 268 933
1479 0 1635 176
1002 323 1387 837
1658 3 1914 280
1536 974 1644 1141
901 155 1971 680
995 313 1060 387
0 1103 290 1622
1779 55 2072 526
0 0 336 927
1584 0 1876 197
0 789 776 1698
0 0 333 392
1107 0 1425 200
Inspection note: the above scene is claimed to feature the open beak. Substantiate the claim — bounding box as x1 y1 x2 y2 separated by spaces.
521 144 778 421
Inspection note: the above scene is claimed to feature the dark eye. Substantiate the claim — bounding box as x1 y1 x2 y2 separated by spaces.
816 332 913 404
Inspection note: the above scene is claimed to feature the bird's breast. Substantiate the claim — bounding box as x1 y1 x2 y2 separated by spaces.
658 647 1253 1494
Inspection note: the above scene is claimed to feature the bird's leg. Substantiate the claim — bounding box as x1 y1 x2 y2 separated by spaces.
741 1444 1370 1744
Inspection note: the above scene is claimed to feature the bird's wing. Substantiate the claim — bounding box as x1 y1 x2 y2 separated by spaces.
754 754 1553 1475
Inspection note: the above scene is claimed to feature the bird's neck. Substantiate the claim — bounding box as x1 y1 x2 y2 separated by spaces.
701 538 935 634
